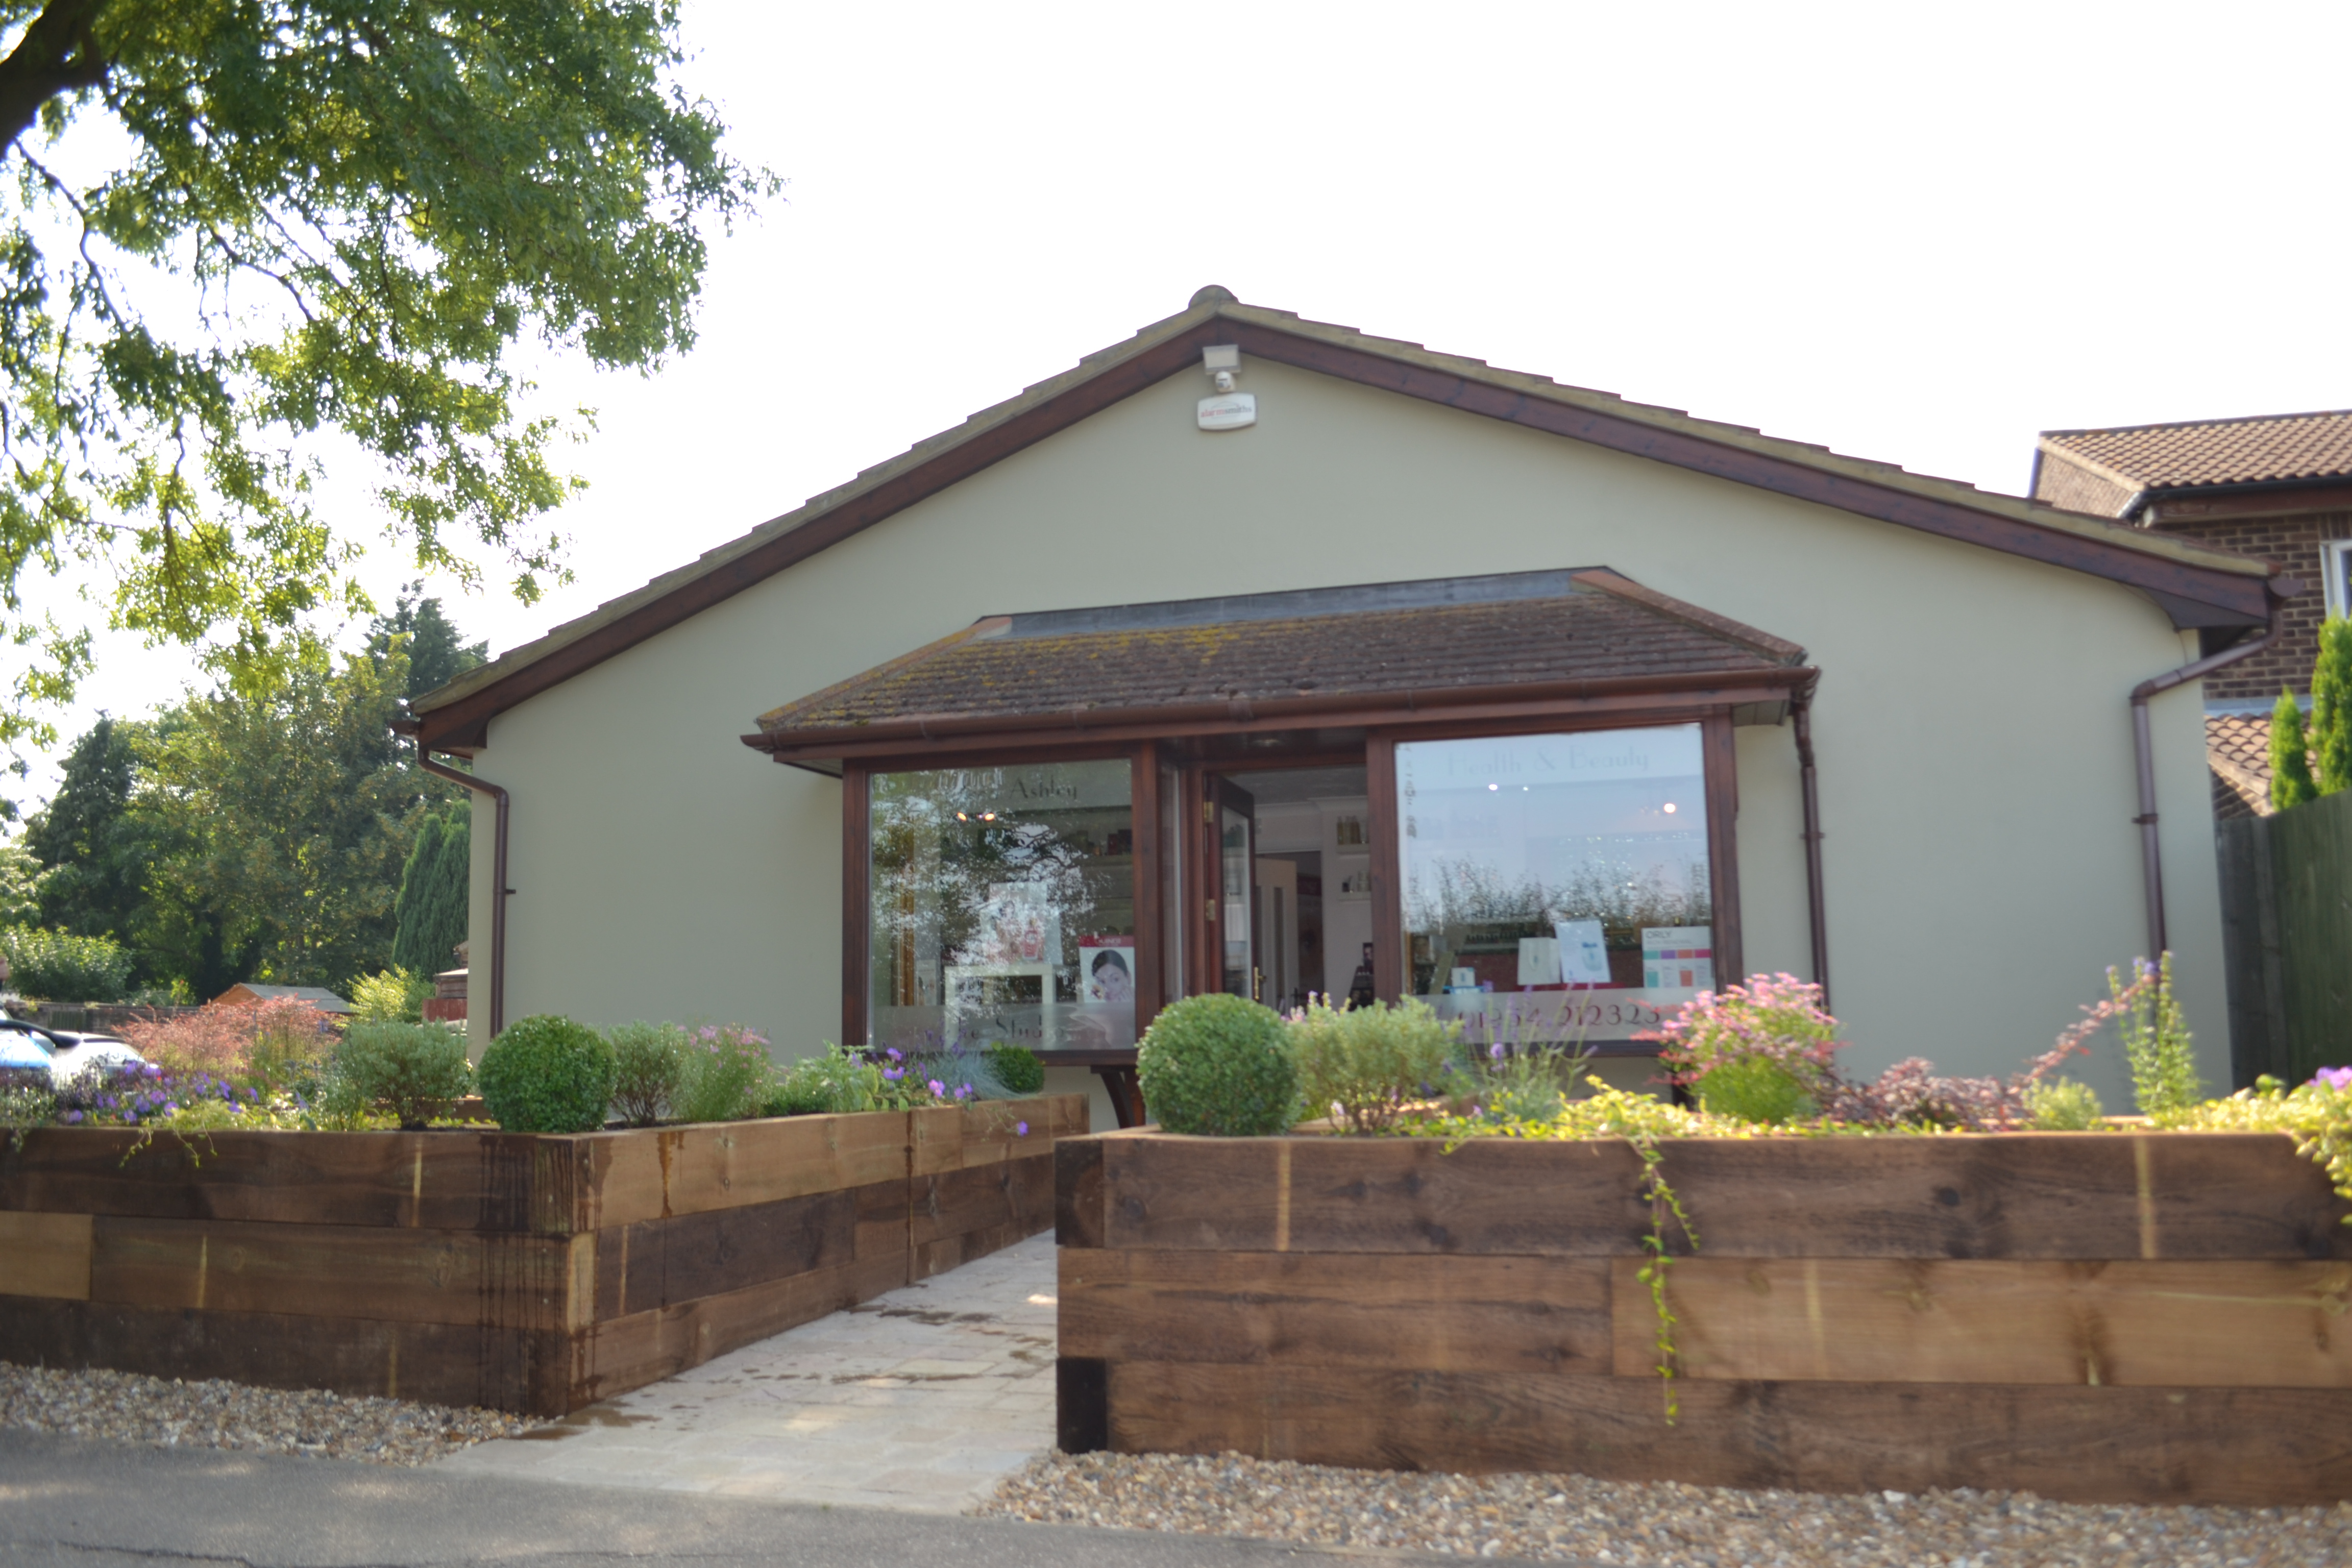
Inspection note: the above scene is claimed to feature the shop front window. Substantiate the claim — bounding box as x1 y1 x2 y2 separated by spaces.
869 758 1135 1054
1396 725 1712 1047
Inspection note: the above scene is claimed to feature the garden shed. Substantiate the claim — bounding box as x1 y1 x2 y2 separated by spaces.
398 288 2290 1122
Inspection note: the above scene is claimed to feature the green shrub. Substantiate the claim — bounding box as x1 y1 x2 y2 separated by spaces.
2026 1077 2106 1132
1137 993 1295 1137
757 1067 837 1117
608 1021 689 1126
348 967 428 1023
1 925 133 1002
671 1023 773 1123
1693 1054 1816 1125
1288 996 1456 1133
478 1015 615 1133
983 1042 1045 1096
332 1021 472 1130
2114 953 2200 1117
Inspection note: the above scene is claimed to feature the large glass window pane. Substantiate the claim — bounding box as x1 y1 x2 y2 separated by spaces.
870 759 1135 1054
1397 725 1713 1047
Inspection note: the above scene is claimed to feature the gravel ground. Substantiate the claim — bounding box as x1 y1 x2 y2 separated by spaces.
0 1361 540 1465
978 1450 2352 1566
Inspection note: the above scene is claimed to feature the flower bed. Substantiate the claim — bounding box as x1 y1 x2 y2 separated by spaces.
0 1093 1085 1416
1054 1123 2352 1505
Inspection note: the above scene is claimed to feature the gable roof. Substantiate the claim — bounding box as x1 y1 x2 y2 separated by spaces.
407 288 2284 752
747 569 1810 765
213 984 353 1014
2037 411 2352 511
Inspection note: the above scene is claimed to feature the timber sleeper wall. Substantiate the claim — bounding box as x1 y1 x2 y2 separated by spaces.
1055 1129 2352 1506
0 1093 1085 1415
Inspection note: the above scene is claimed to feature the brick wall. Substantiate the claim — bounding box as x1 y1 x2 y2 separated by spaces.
2156 511 2350 702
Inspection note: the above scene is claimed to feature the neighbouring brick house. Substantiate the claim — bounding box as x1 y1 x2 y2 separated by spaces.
2031 409 2352 818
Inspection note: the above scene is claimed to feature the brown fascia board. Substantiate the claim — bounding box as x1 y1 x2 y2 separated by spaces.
411 297 2274 751
740 665 1821 762
2142 478 2352 525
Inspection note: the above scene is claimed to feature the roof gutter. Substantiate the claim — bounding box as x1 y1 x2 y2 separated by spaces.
2127 582 2297 958
413 751 511 1041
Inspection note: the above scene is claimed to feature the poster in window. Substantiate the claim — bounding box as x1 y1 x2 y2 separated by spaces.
1554 919 1612 986
1640 926 1713 993
1078 937 1135 1005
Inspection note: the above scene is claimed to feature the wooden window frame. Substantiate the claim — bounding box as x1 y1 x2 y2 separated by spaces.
1368 707 1745 1016
840 704 1747 1060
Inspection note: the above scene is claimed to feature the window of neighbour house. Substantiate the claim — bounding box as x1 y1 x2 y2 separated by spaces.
868 759 1137 1055
2324 539 2352 622
1396 724 1714 1049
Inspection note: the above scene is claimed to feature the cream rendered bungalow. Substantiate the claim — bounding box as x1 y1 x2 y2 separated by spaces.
399 287 2292 1126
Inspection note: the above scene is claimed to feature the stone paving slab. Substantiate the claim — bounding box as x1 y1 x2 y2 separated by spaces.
435 1232 1059 1514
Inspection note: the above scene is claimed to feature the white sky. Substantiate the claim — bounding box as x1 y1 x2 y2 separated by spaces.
22 0 2352 806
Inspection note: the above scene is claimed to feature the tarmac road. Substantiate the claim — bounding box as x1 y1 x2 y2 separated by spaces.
0 1431 1566 1568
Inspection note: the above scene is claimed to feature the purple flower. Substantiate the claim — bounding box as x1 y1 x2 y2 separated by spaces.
1016 1121 1029 1137
62 1110 82 1124
883 1067 904 1082
2313 1066 2352 1092
1489 1043 1505 1062
886 1048 903 1063
927 1079 946 1098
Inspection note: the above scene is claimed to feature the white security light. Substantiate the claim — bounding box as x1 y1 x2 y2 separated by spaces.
1203 344 1240 392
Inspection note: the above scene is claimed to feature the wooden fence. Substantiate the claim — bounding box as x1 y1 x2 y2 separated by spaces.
2217 786 2352 1086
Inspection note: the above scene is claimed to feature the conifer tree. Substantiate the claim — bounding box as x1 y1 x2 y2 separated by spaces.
2310 617 2352 797
2270 689 2318 811
391 810 469 977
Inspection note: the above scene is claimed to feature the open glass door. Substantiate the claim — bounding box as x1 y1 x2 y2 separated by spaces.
1213 776 1258 1000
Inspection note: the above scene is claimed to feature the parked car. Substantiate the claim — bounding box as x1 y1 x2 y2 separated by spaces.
0 1016 144 1087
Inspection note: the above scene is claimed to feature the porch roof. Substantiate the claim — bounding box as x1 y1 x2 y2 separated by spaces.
744 568 1812 763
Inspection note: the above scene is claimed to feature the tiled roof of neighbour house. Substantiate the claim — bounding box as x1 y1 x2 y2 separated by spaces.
213 984 354 1014
2036 410 2352 517
402 287 2285 753
748 569 1809 756
2207 713 2274 818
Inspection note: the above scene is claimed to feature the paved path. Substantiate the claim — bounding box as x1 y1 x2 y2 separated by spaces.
438 1230 1058 1512
0 1429 1520 1568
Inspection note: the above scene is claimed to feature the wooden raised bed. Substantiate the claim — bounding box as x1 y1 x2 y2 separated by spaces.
1055 1129 2352 1506
0 1093 1085 1415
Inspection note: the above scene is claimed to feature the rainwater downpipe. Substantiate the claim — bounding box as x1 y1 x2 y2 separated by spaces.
1791 687 1830 1010
417 753 510 1040
2128 607 2283 961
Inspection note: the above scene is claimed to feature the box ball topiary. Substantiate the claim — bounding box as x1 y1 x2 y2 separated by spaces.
1136 993 1296 1136
984 1041 1045 1096
478 1015 617 1133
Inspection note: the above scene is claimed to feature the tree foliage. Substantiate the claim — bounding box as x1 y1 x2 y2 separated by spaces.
2311 617 2352 798
390 800 465 975
21 712 157 942
0 0 769 745
2270 688 2317 813
139 638 442 988
367 582 485 700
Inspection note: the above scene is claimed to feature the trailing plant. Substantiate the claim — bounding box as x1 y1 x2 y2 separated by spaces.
331 1022 472 1130
671 1024 774 1123
2168 1069 2352 1215
608 1021 690 1126
0 925 134 1001
2115 953 2199 1116
1 1067 54 1147
478 1016 616 1134
1136 993 1296 1137
1287 995 1458 1133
